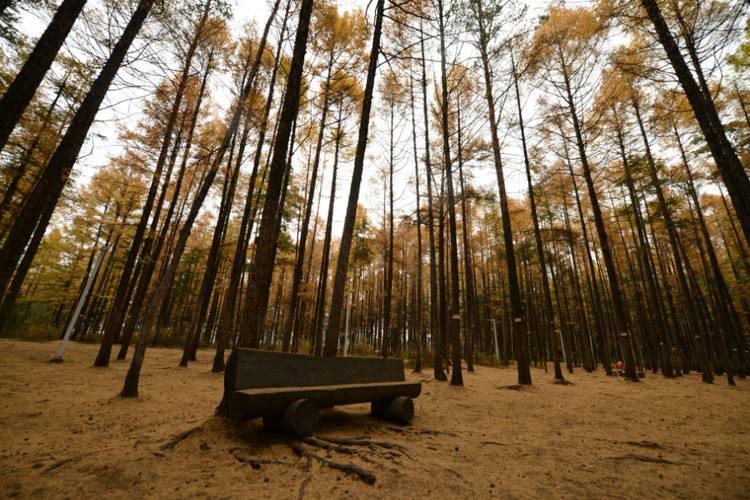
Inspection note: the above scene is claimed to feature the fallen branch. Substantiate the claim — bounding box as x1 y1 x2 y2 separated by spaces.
606 454 687 465
386 426 455 437
160 426 201 450
292 442 376 485
443 466 473 486
41 459 73 474
480 441 506 447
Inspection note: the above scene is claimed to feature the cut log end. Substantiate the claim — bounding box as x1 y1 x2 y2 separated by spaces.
371 396 414 424
263 399 319 436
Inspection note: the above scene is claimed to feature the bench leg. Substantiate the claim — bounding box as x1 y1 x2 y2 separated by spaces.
263 399 319 436
371 396 414 424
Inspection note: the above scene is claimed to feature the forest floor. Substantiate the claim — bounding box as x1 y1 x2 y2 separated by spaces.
1 339 749 499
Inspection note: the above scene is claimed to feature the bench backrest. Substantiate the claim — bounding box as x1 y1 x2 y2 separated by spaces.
226 347 406 391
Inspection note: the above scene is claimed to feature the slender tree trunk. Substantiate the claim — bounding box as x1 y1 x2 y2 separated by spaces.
281 50 334 352
121 0 277 398
512 54 563 381
322 0 385 357
559 63 634 379
418 20 444 380
0 0 154 314
211 0 286 371
639 0 750 248
474 1 529 384
0 0 88 152
410 75 423 372
311 126 341 356
93 0 210 366
233 0 313 353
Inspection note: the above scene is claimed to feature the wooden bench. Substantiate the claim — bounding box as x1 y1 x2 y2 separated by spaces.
224 348 422 436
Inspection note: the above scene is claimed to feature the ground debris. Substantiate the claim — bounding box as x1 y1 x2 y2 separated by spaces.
386 426 456 437
292 442 376 485
314 435 405 452
41 459 73 474
233 453 282 469
604 454 688 465
623 440 662 449
160 426 202 450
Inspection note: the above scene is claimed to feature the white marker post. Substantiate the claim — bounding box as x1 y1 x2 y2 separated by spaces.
51 244 108 362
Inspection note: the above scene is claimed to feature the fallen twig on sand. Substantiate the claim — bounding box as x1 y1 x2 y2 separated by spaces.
480 441 506 447
41 459 73 474
605 454 687 465
386 426 455 437
443 466 473 486
160 426 201 450
292 442 376 485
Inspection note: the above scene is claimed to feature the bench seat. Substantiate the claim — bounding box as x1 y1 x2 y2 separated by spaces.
228 381 422 421
224 347 422 434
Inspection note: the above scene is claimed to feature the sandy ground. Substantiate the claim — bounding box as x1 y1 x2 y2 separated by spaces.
1 339 749 499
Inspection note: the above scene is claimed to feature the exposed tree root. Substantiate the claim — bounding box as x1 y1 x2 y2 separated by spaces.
292 442 376 485
297 473 312 500
314 435 406 452
552 379 573 385
302 437 377 464
160 426 201 450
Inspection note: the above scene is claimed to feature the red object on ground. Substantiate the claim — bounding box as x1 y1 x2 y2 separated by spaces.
615 361 625 369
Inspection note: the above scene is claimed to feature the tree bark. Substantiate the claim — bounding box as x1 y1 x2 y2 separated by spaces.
0 0 88 152
639 0 750 249
322 0 385 357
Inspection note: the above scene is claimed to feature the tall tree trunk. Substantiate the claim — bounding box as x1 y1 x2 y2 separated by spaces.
456 97 476 373
281 48 334 353
121 0 278 398
559 64 634 379
322 0 385 357
0 0 154 312
211 0 286 372
418 19 444 380
0 0 88 152
234 0 313 350
410 74 423 373
311 122 342 356
93 0 211 366
639 0 750 248
436 0 463 386
512 53 563 381
474 0 529 384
